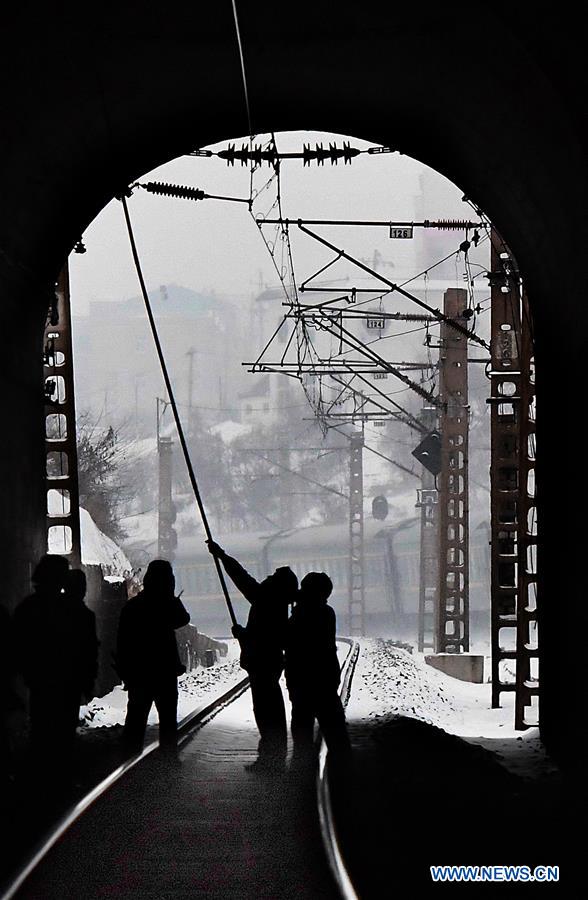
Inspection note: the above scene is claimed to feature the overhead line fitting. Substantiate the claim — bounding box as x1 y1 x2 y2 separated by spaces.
137 181 250 205
258 217 483 231
189 142 395 166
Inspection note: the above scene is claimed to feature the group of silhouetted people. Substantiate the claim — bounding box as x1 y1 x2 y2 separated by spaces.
1 546 350 788
207 540 351 772
0 555 98 789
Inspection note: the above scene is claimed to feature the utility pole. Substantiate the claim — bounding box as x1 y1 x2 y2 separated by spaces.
488 234 538 727
515 288 538 728
436 288 470 653
186 347 197 436
415 406 439 652
348 429 365 636
157 397 176 561
276 324 294 531
44 266 82 566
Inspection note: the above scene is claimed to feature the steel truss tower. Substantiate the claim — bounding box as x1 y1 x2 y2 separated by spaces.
437 288 470 653
44 266 81 567
348 430 365 635
416 406 439 653
489 235 538 727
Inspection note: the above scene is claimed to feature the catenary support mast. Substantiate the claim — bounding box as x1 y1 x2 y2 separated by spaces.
436 288 470 652
44 266 81 567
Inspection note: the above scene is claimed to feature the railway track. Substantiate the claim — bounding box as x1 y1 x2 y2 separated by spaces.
3 640 361 900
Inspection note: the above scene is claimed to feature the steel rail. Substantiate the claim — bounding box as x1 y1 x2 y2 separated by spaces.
1 675 250 900
316 638 361 900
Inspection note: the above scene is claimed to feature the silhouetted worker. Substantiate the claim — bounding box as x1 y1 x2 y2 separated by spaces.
64 569 99 705
206 540 298 772
285 572 351 764
115 560 189 755
13 555 97 781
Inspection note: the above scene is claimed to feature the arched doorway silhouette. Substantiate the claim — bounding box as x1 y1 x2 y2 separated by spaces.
1 2 586 763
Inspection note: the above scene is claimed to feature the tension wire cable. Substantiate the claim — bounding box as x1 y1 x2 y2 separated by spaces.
120 194 237 627
230 0 253 137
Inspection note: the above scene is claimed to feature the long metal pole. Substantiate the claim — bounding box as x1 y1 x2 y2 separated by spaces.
121 195 237 626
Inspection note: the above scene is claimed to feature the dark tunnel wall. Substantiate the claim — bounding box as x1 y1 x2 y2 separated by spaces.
1 1 586 762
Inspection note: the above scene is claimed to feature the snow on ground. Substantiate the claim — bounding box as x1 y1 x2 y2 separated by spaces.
210 419 252 444
80 639 244 729
347 638 558 781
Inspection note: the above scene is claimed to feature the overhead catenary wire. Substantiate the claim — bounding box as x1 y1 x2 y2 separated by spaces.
230 0 253 137
120 193 237 627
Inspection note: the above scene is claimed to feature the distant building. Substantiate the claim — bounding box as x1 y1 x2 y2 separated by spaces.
72 284 247 430
238 374 272 426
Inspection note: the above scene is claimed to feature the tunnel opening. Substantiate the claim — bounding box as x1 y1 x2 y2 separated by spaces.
60 128 540 750
3 7 586 893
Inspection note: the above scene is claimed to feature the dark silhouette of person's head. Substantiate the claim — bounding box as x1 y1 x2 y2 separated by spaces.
143 559 175 596
300 572 333 604
32 555 69 594
266 566 298 603
67 569 87 603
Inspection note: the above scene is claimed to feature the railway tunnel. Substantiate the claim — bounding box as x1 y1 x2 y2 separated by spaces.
0 0 586 782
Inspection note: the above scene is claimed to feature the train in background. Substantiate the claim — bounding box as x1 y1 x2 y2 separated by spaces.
172 517 491 643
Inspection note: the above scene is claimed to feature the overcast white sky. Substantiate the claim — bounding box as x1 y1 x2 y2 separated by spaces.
69 130 479 313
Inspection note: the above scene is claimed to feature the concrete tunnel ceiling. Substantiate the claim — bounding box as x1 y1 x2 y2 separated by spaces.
2 1 588 761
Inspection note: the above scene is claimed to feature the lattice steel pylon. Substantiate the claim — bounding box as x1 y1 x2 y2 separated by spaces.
348 430 365 635
416 406 439 652
44 266 81 567
515 288 538 728
436 288 470 653
489 234 538 727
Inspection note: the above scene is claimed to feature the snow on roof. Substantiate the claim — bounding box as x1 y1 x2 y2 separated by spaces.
209 420 253 444
79 508 132 578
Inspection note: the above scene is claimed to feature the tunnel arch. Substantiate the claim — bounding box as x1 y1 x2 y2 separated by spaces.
2 2 587 761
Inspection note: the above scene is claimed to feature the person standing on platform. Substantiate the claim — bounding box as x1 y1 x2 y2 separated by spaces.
285 571 351 765
206 540 298 773
116 559 189 755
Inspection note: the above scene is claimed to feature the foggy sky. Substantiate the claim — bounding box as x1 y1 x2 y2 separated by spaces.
69 130 480 313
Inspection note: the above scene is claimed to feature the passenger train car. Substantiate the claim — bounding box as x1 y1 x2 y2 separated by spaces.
173 517 491 642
